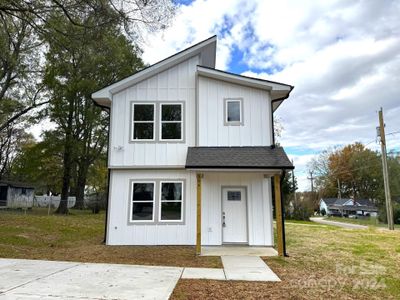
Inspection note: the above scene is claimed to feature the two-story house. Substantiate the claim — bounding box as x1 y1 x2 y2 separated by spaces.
92 36 294 256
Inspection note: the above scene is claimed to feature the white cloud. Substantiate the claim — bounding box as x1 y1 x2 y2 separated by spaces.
139 0 400 190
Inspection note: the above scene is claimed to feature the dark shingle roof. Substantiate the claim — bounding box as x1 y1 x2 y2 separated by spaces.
0 180 35 189
185 146 294 169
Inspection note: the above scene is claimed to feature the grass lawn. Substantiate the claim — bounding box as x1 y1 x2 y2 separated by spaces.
325 216 400 229
1 209 399 299
0 208 221 268
171 222 400 299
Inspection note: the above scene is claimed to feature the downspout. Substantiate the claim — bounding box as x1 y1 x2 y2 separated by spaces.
280 170 287 257
270 86 294 148
93 101 111 244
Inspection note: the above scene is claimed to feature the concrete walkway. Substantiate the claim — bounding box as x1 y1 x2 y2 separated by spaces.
310 217 368 229
0 256 281 299
181 256 280 282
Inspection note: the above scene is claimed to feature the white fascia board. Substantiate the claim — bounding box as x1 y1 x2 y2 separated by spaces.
197 66 292 96
92 36 217 106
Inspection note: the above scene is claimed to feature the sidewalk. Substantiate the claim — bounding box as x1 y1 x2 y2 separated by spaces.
0 257 280 299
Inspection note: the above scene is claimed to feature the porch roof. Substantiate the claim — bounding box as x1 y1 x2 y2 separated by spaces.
185 146 294 170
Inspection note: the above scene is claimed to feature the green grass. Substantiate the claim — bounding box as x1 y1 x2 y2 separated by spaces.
0 208 220 268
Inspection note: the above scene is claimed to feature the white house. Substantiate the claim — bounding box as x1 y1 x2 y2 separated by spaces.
320 198 378 217
92 36 294 256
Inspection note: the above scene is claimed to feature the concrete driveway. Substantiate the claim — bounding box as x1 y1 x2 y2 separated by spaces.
310 217 368 229
0 258 182 299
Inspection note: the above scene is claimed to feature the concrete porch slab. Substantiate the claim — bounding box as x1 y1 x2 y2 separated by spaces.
182 267 226 280
201 246 278 256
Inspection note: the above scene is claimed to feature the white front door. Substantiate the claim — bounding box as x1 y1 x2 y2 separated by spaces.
222 187 248 244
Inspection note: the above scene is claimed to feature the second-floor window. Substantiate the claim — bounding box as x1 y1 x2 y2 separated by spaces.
160 104 182 141
132 103 155 141
225 98 243 125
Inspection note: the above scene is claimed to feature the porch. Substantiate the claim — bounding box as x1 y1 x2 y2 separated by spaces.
185 146 294 257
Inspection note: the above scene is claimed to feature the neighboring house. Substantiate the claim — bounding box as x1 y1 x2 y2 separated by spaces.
320 198 378 217
0 181 35 209
92 36 294 255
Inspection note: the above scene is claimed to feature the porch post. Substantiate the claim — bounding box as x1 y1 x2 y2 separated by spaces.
196 173 203 255
274 174 284 256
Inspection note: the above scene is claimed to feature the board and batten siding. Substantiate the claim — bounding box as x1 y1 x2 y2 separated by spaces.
107 169 197 245
109 56 199 167
197 76 273 146
107 169 273 246
201 172 274 246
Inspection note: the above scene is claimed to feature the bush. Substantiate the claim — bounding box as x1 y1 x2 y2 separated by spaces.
286 199 314 221
320 208 326 216
378 203 400 224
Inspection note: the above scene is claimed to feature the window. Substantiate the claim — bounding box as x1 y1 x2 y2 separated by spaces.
21 188 27 195
131 182 155 222
225 99 243 125
132 103 155 140
227 191 241 201
160 104 182 140
159 181 183 221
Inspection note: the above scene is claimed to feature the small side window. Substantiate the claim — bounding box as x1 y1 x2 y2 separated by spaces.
225 99 243 125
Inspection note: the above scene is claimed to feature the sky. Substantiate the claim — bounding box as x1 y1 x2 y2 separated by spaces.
137 0 400 191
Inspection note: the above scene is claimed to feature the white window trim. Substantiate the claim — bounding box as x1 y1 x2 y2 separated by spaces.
224 98 243 125
130 181 156 223
131 103 156 141
159 103 183 142
158 180 184 222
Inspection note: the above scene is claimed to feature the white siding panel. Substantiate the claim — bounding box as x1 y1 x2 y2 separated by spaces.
198 76 273 147
107 169 197 245
201 172 273 246
107 170 273 246
109 56 199 167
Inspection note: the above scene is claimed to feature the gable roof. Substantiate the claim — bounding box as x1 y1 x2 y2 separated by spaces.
185 146 294 170
321 198 377 209
92 36 217 107
197 66 293 111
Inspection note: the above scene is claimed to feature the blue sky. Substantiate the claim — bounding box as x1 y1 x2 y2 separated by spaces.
140 0 400 190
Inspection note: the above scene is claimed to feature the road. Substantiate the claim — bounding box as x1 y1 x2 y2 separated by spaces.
310 217 368 229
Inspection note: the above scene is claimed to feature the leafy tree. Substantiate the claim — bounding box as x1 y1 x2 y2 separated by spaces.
10 131 64 193
43 9 144 213
310 142 400 217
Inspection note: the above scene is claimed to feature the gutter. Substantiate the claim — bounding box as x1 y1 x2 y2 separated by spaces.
92 101 111 244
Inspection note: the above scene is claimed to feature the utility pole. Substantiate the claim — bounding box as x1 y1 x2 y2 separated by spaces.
292 160 297 202
307 171 315 193
378 108 394 230
337 179 341 199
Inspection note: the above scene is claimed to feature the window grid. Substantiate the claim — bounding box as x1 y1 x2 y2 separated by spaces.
130 181 156 223
159 181 184 222
160 103 183 141
131 103 155 141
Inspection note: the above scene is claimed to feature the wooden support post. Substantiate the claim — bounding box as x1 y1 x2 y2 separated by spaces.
196 173 203 255
274 174 284 257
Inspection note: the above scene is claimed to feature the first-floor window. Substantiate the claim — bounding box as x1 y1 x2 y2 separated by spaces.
131 182 155 222
159 181 183 222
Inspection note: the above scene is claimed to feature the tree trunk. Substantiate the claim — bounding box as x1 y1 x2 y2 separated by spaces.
55 98 74 214
74 162 88 209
